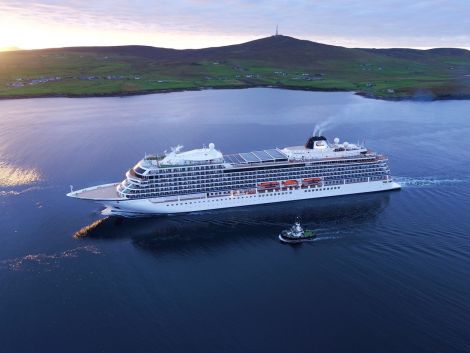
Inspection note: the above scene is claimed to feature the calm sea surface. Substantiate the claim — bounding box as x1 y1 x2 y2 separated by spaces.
0 89 469 353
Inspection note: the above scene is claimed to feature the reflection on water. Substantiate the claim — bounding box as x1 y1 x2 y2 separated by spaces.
75 193 391 253
74 218 109 238
0 161 41 187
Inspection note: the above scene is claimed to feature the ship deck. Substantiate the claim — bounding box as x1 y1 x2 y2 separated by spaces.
67 183 123 200
224 148 288 164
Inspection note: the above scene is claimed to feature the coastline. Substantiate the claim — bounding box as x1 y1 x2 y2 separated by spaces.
0 84 469 102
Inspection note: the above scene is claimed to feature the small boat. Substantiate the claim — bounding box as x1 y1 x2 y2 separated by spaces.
282 179 298 187
279 221 317 243
302 177 321 185
258 181 280 189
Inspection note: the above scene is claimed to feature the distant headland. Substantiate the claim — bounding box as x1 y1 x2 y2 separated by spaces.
1 35 469 101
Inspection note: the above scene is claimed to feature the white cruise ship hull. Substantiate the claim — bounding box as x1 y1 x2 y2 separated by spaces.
67 134 401 217
96 180 400 217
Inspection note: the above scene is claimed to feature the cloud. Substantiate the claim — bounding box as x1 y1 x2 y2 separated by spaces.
0 0 469 49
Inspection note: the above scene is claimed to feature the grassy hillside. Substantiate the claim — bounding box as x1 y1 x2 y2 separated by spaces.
1 35 469 100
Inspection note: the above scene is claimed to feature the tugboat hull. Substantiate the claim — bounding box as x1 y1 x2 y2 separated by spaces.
278 234 317 244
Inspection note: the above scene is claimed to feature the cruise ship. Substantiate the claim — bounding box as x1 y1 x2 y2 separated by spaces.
67 135 401 216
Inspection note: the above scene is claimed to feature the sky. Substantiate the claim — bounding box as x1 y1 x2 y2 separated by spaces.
0 0 469 51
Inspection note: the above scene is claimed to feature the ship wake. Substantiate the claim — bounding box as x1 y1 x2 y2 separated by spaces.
394 176 470 188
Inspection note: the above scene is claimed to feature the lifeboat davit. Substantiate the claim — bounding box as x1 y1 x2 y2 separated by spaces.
302 177 321 184
258 181 280 189
282 179 298 186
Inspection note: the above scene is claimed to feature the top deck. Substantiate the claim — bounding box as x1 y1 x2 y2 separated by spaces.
224 149 288 165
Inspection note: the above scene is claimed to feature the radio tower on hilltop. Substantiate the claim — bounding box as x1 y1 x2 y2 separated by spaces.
275 24 279 36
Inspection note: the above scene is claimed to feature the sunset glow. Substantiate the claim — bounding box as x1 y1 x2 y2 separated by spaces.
0 0 469 50
0 2 259 50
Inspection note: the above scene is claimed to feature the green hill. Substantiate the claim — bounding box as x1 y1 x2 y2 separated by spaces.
1 35 469 100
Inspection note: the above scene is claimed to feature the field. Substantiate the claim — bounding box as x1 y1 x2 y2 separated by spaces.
1 36 469 100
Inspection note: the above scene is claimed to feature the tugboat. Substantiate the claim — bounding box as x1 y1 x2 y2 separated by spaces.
279 221 317 243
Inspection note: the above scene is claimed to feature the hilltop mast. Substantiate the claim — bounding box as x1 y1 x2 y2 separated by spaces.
275 24 279 36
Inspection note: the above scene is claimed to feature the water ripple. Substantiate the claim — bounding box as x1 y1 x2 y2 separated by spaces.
395 176 470 188
0 185 49 197
0 245 102 271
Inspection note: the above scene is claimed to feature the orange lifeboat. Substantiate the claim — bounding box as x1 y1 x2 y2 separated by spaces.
302 177 322 184
282 180 298 186
258 181 280 189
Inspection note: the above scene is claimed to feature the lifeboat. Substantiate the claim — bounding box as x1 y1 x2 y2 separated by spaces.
282 179 298 186
258 181 280 189
302 177 322 185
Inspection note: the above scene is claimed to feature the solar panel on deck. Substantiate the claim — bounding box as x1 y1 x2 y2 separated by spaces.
226 154 242 164
266 149 287 160
252 150 272 162
223 155 236 164
240 152 259 163
224 154 236 163
224 154 240 164
225 149 287 164
233 153 246 164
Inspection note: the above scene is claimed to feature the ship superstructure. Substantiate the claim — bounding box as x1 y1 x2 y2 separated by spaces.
67 135 400 216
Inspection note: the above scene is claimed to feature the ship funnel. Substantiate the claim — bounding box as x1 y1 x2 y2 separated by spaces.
305 135 327 149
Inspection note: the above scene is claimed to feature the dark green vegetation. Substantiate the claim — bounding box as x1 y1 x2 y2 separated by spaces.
1 35 469 100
